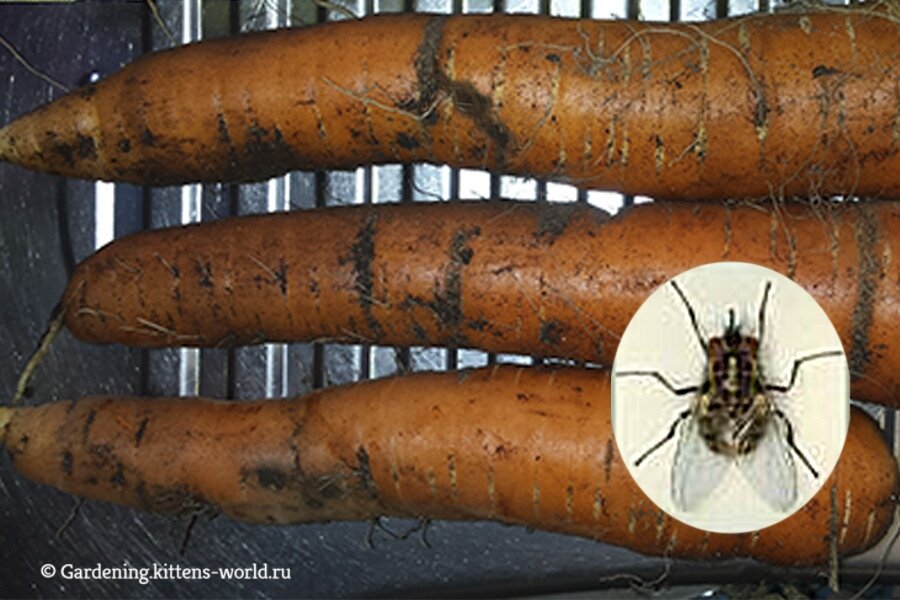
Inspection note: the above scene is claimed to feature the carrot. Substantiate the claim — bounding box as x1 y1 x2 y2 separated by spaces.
58 200 900 406
0 7 898 199
0 366 895 566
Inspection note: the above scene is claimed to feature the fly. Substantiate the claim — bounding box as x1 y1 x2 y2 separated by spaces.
616 280 842 512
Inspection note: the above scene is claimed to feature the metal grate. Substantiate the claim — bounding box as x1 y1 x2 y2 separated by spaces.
0 0 896 597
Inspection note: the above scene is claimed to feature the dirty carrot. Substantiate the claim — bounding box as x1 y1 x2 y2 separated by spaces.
1 6 899 199
57 200 900 406
0 366 896 565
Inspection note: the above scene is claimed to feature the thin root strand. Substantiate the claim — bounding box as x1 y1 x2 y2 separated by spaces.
12 303 66 406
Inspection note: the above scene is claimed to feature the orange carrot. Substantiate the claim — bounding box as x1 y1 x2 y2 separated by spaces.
1 7 898 198
0 366 895 566
60 200 900 406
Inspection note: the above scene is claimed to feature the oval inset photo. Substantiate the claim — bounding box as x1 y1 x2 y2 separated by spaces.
612 262 849 534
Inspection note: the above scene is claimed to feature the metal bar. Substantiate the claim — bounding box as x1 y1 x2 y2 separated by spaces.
177 0 203 398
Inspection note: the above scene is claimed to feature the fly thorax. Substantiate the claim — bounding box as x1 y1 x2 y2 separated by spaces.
724 356 740 393
710 339 758 397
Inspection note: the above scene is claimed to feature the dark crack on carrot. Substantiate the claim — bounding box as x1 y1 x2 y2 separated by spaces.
81 409 97 444
52 143 75 167
195 261 213 289
134 417 149 448
410 318 429 344
468 318 489 332
434 226 480 345
396 132 420 150
110 463 127 488
848 206 879 380
216 112 240 168
245 123 271 155
403 16 511 166
274 261 288 296
753 90 770 132
539 319 563 346
536 204 578 242
442 78 512 169
342 214 384 338
405 16 447 115
397 227 479 346
61 450 73 476
216 112 231 144
141 128 156 147
604 438 615 483
76 134 97 160
813 65 841 78
232 123 302 183
356 446 378 498
254 465 288 491
88 443 115 469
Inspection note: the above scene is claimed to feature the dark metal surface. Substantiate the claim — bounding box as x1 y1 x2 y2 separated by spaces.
0 1 895 598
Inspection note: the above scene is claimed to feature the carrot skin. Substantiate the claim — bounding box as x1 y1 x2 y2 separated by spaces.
1 366 895 566
62 201 900 406
0 10 898 198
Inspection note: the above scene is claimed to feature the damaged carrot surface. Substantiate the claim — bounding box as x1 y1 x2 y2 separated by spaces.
61 201 900 406
1 6 899 198
0 366 895 566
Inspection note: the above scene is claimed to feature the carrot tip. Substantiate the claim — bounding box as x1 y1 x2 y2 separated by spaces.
0 123 18 163
0 407 13 444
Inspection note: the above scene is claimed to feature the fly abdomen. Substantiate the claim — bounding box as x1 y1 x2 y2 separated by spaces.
698 392 769 457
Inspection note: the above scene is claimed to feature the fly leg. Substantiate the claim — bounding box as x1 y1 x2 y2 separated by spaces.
764 350 844 394
616 370 698 465
615 370 700 396
757 281 772 344
634 408 693 466
772 408 819 478
616 370 700 467
670 280 708 356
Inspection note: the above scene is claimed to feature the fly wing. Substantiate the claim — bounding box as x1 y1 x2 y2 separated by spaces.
672 415 729 511
738 416 797 512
